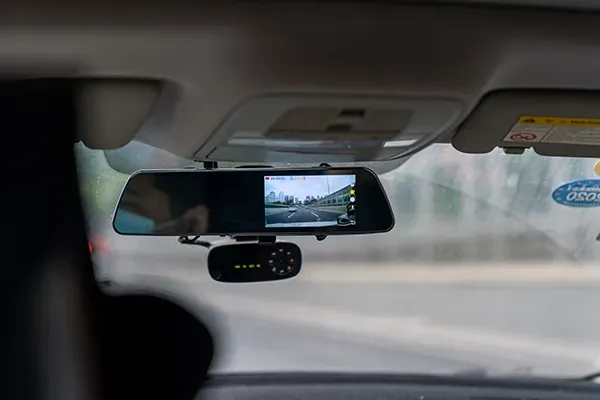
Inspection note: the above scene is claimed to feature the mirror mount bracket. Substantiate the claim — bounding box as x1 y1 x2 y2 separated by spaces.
203 161 218 170
235 164 273 169
232 235 276 244
177 235 213 248
178 235 279 248
257 236 276 244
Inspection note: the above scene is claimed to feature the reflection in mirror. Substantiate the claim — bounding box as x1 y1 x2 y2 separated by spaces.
114 172 209 235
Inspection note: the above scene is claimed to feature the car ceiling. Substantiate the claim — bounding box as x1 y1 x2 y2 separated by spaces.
4 0 600 165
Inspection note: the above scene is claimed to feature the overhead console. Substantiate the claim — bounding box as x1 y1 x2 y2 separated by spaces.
453 89 600 157
195 94 464 163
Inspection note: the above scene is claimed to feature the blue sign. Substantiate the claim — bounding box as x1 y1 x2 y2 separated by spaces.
552 179 600 208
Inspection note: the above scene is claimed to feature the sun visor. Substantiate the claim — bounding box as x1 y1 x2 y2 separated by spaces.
78 79 162 150
453 89 600 157
196 94 464 163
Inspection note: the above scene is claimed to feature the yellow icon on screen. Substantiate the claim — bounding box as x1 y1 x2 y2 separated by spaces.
257 264 261 268
350 189 355 195
234 265 240 269
242 265 247 268
249 264 255 268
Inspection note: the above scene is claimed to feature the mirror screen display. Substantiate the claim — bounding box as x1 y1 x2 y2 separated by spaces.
264 175 356 228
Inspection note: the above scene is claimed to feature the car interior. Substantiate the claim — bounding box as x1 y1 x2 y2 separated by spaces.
7 0 600 399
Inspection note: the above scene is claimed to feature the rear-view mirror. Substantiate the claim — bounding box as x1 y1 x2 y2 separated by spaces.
113 167 394 236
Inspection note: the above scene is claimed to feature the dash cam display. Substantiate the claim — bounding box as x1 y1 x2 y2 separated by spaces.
264 175 356 228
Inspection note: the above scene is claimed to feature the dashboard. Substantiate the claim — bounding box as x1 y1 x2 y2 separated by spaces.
197 373 600 400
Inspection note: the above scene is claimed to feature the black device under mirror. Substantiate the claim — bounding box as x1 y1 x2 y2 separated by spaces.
112 167 394 236
207 242 302 283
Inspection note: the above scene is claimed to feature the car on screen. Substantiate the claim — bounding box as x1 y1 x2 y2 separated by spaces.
288 206 298 212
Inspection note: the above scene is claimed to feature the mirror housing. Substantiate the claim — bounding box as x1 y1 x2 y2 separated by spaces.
113 167 394 236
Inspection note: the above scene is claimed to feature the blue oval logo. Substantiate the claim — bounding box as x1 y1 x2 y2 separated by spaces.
552 179 600 208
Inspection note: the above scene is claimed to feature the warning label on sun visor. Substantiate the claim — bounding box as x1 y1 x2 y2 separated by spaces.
503 116 600 145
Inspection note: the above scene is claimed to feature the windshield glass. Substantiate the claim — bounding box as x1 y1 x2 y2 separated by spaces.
76 142 600 378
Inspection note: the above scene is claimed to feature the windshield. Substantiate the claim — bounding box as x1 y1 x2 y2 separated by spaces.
76 142 600 378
